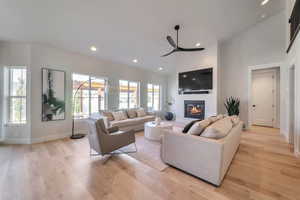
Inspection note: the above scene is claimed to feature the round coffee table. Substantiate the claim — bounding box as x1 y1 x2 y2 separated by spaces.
144 121 173 141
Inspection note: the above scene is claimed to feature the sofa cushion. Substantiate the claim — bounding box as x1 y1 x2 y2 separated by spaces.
208 116 218 123
110 118 140 128
138 115 155 123
136 108 146 117
187 119 211 135
127 109 137 118
102 111 114 121
200 117 233 139
112 111 127 121
216 114 225 120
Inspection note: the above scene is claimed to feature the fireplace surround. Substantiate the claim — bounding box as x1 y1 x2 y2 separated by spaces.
184 100 205 119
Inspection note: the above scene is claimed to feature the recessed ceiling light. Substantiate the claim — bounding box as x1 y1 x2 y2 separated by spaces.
90 46 97 52
195 43 201 47
261 0 269 6
133 59 138 63
261 14 266 18
158 67 163 71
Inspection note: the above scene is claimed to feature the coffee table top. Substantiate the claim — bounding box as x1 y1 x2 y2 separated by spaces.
145 121 173 129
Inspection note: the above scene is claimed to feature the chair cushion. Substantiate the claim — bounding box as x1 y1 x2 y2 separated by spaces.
136 108 146 117
102 111 114 121
200 117 233 139
187 119 211 135
127 109 137 118
112 111 127 121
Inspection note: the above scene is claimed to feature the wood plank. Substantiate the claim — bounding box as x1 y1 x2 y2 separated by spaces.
0 126 300 200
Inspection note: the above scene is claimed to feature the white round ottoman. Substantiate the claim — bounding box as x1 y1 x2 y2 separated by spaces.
144 121 173 141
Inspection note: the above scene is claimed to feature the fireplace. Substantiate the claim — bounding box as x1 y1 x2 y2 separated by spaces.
184 100 205 119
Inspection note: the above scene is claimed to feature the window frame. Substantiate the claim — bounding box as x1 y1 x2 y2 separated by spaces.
119 80 140 109
6 66 27 125
147 83 161 111
72 73 108 119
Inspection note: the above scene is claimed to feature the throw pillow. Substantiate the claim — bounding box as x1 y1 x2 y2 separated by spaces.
127 109 137 118
112 111 127 121
216 114 225 120
182 119 202 133
187 119 211 135
208 116 218 123
201 117 233 139
102 111 114 121
136 108 146 117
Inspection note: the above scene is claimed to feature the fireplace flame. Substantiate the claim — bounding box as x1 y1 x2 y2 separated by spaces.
190 106 202 115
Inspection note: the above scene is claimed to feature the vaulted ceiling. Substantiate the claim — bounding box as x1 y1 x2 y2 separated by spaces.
0 0 285 73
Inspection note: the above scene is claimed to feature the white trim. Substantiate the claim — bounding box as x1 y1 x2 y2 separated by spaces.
287 65 296 144
1 132 72 144
247 63 282 129
30 132 71 144
295 149 300 158
2 137 31 144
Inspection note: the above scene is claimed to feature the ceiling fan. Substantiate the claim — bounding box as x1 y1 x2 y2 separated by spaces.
162 25 205 57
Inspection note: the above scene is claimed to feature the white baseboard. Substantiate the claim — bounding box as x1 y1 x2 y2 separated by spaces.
279 131 290 143
31 132 71 144
295 150 300 158
2 137 31 144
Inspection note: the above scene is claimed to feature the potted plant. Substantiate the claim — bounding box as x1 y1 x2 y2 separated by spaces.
224 97 240 116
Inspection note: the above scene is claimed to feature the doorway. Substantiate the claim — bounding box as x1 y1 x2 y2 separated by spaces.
250 68 280 128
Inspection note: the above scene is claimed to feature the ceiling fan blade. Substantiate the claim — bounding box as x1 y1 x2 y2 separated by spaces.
166 36 177 48
161 49 177 57
178 47 205 51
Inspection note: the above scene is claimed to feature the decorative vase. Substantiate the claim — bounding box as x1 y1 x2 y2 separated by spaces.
165 112 174 121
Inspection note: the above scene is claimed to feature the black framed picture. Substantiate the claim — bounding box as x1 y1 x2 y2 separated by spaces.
42 68 66 121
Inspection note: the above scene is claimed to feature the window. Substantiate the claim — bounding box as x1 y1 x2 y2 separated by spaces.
7 67 27 124
147 84 161 111
119 80 139 109
72 74 107 118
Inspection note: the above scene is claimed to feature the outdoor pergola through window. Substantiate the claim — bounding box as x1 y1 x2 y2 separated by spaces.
119 80 139 109
147 84 161 111
72 74 107 118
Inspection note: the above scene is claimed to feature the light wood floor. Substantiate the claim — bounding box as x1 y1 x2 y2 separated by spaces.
1 126 300 200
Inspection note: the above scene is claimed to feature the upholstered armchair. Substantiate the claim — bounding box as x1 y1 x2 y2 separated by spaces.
86 118 137 156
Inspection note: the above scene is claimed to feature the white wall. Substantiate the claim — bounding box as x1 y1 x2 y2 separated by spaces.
0 67 3 140
0 41 167 144
167 43 219 122
219 11 286 129
285 0 300 155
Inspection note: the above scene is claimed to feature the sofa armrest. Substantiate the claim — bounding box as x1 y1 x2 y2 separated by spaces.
107 126 119 133
161 130 223 185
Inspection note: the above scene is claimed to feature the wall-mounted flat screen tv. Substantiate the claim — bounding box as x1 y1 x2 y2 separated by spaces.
178 68 213 93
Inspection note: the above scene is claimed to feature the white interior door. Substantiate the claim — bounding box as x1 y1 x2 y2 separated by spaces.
252 70 275 127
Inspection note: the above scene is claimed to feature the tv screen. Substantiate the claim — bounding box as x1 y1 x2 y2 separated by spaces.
178 68 213 93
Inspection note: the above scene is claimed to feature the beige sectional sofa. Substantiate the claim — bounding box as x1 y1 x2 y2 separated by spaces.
102 108 155 132
161 115 243 186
